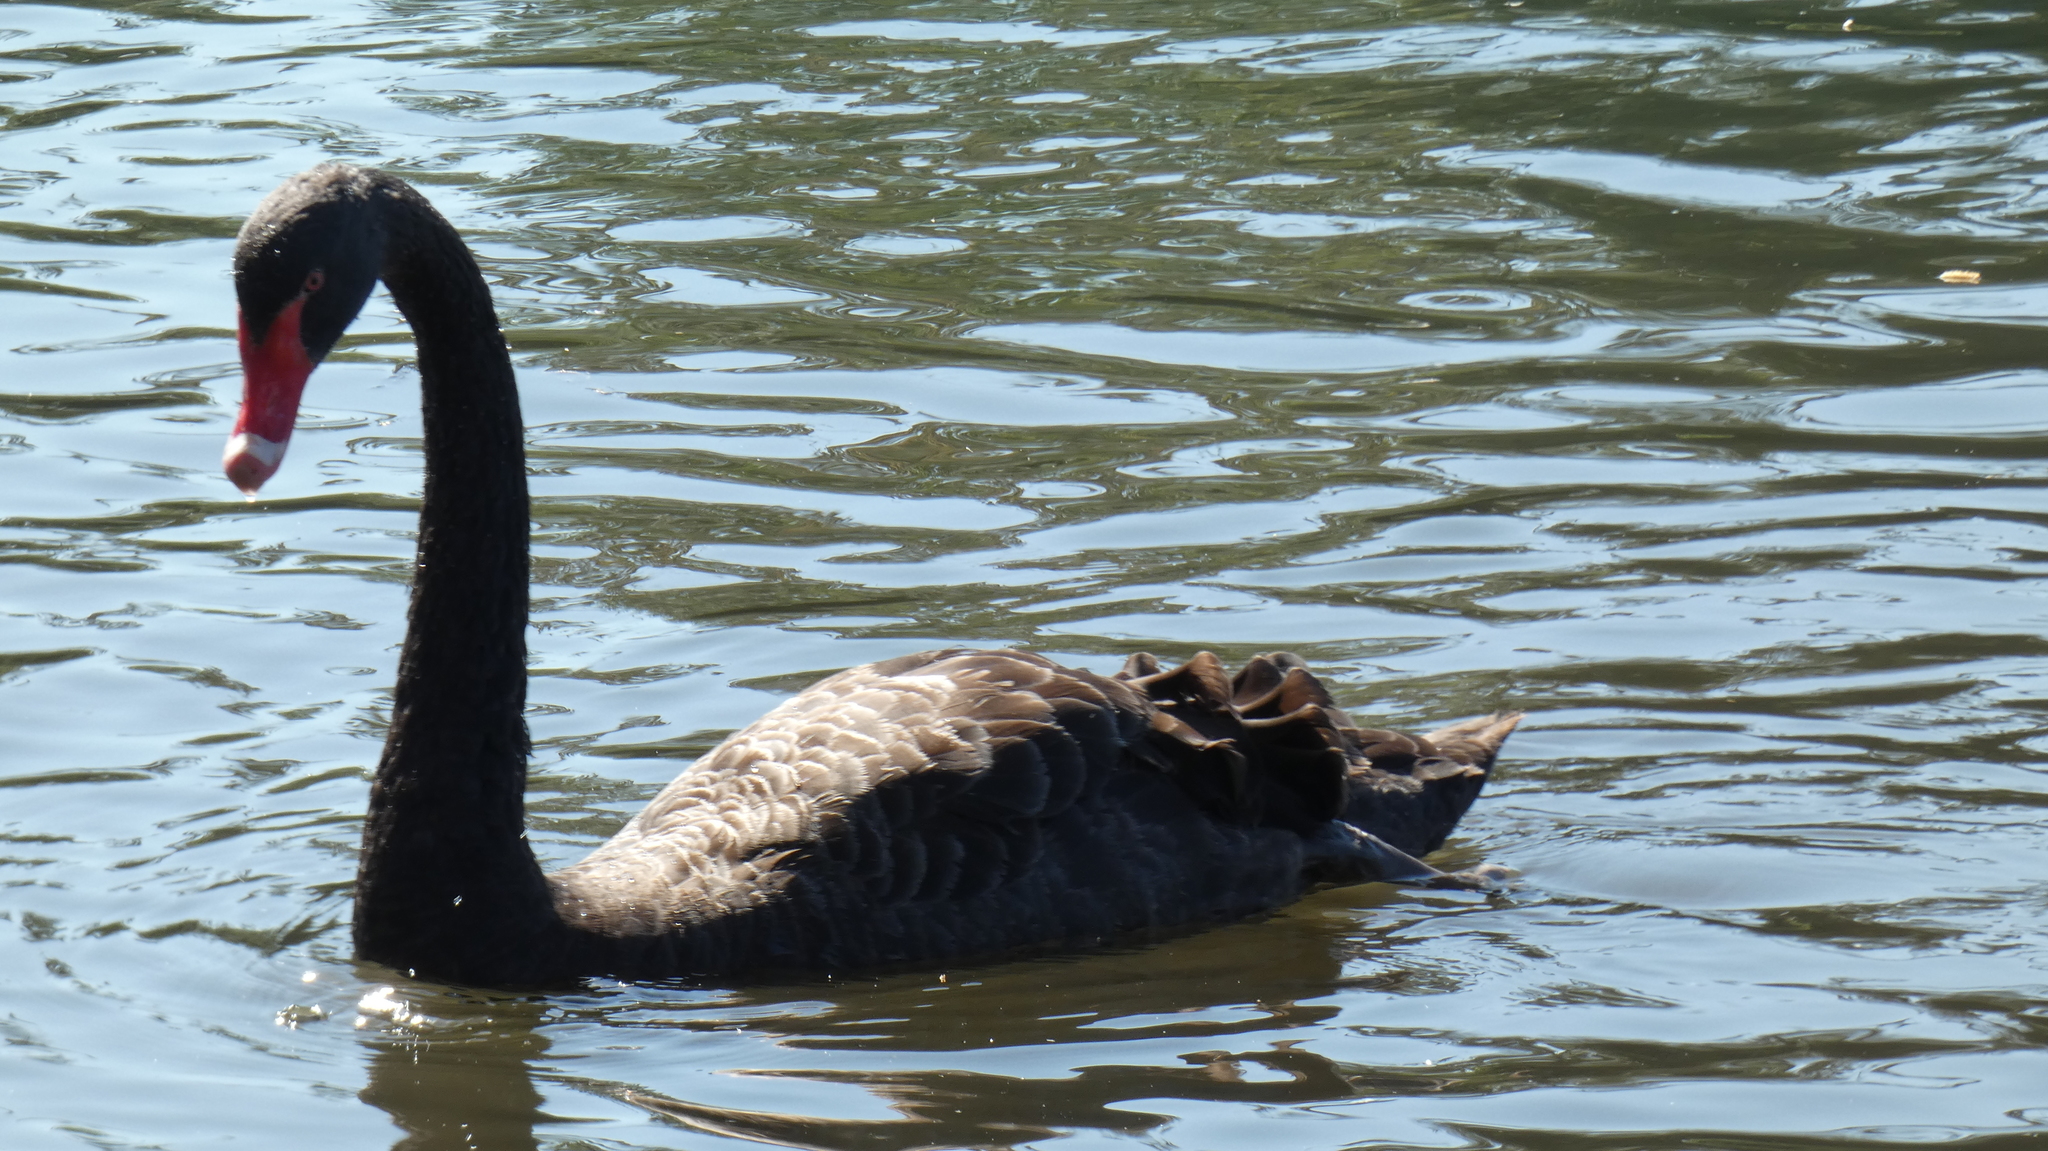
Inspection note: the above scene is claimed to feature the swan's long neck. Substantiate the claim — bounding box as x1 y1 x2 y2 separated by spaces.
351 178 558 975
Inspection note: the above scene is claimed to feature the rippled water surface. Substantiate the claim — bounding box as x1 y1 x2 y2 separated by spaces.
6 0 2048 1147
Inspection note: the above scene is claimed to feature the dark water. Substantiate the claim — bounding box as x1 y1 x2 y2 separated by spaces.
5 0 2048 1146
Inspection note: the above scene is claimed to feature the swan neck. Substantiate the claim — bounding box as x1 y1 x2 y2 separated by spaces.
353 177 557 978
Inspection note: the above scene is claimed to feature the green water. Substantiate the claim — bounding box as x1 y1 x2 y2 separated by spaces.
4 0 2047 1147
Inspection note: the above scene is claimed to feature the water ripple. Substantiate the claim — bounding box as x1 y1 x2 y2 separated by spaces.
4 1 2047 1148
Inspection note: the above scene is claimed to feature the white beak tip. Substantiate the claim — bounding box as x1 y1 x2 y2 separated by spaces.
224 432 287 495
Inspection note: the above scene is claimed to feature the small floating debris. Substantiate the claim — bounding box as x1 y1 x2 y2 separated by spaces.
1841 19 1854 31
1938 270 1983 285
275 1003 328 1029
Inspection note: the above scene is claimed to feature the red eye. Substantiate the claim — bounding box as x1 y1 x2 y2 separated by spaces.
303 269 326 293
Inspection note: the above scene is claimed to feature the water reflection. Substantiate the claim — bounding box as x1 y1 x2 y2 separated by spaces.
359 988 548 1151
356 892 1423 1151
8 0 2048 1145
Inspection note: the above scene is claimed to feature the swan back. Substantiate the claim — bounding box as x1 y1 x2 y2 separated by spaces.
548 649 1513 976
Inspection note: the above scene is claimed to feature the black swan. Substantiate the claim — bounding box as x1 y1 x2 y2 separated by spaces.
225 163 1520 987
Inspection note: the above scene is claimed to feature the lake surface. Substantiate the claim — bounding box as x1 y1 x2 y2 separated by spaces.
5 0 2048 1147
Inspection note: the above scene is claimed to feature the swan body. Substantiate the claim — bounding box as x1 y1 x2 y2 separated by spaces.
229 164 1518 987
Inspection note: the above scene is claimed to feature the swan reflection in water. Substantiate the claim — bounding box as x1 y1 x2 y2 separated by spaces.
352 881 1489 1151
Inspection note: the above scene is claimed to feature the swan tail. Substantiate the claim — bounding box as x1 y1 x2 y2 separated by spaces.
1336 709 1521 857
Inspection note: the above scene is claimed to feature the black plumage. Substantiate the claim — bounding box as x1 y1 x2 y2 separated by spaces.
228 164 1520 988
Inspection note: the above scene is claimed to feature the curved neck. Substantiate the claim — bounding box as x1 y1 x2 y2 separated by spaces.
352 177 557 978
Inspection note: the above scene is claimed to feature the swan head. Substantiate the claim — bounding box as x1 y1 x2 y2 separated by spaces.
226 164 383 495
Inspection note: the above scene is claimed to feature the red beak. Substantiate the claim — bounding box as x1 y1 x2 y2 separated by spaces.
226 297 314 495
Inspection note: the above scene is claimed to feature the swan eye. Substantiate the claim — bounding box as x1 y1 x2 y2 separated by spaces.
303 269 326 294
